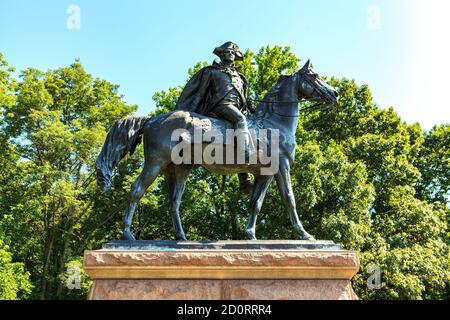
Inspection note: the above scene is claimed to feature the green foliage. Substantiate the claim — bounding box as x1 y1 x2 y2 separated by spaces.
0 240 32 300
0 47 448 300
152 87 182 115
354 238 448 300
246 45 299 99
415 125 450 204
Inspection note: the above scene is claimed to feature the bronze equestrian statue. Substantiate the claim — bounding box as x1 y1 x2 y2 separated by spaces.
95 42 339 241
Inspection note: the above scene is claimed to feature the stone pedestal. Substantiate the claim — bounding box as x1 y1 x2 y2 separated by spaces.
83 241 359 300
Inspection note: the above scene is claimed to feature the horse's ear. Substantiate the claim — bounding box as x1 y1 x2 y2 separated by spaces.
301 59 313 71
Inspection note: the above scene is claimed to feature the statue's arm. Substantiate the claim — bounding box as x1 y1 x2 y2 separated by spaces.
242 76 256 114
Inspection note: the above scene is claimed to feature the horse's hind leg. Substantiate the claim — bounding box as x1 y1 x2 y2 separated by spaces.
122 164 162 241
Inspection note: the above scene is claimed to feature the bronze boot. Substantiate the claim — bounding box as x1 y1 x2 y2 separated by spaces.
238 173 253 195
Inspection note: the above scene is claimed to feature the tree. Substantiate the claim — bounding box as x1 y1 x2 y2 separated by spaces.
415 125 450 205
0 56 136 299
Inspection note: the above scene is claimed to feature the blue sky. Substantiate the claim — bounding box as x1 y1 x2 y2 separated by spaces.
1 0 449 129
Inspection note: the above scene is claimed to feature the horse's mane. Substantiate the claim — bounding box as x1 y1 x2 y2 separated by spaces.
264 73 295 98
253 72 297 115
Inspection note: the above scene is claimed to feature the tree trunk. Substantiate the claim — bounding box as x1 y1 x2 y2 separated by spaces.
40 233 53 300
55 241 68 299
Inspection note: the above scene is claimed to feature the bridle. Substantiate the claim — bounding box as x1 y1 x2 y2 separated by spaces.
248 71 330 118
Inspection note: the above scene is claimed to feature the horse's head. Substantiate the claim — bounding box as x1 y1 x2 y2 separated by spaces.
297 60 339 106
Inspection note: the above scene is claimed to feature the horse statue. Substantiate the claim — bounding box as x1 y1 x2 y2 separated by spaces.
95 60 339 241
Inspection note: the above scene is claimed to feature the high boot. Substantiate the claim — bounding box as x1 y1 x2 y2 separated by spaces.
238 173 253 195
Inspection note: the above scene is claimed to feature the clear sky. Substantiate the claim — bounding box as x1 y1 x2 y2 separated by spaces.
1 0 449 129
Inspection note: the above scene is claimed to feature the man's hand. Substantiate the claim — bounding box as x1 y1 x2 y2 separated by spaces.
245 99 256 114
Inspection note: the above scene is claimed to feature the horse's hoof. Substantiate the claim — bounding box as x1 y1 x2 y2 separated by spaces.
121 229 136 241
175 233 187 241
245 229 257 241
299 232 315 241
294 225 315 241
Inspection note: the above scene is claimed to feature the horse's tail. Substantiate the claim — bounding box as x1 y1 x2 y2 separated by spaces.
95 116 151 192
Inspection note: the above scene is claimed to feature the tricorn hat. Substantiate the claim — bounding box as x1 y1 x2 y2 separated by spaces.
213 41 244 61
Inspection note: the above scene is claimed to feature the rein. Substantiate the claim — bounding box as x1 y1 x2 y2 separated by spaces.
249 98 326 118
249 97 321 105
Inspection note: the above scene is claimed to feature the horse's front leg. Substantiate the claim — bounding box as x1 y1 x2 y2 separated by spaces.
275 158 315 241
245 175 273 240
164 164 191 241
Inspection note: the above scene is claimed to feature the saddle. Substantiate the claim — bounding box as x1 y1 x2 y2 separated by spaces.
174 111 262 147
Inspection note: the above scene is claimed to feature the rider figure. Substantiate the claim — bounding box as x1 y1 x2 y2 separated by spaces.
175 42 253 194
